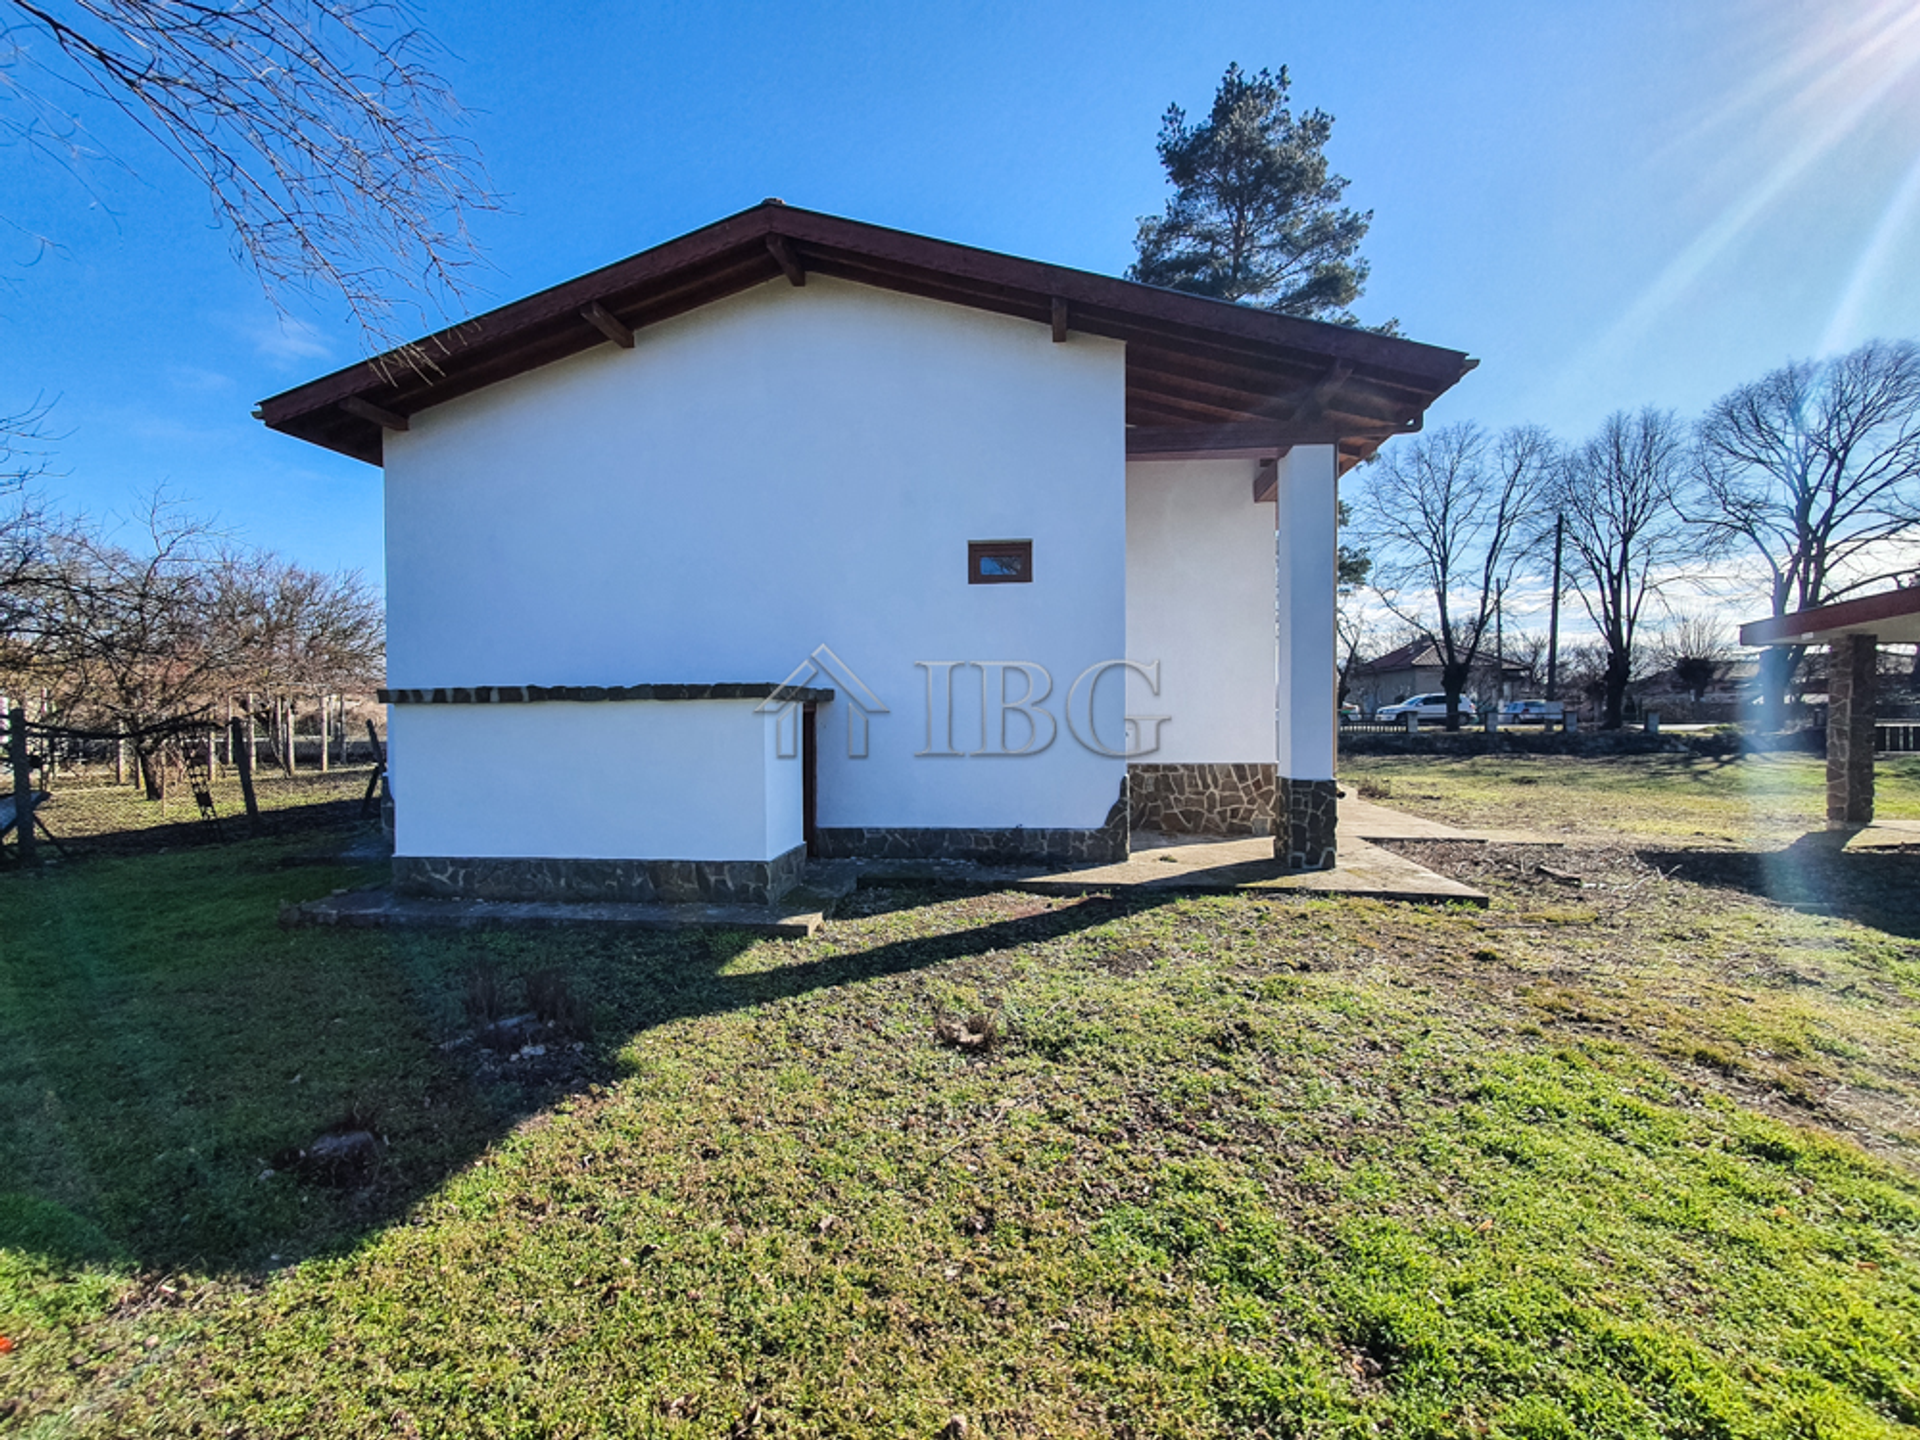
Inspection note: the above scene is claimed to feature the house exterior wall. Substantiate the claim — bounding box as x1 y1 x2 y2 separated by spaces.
1123 459 1279 764
382 277 1128 853
390 699 799 862
1123 458 1279 834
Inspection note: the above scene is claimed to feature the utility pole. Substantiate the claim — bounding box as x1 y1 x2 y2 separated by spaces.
1545 514 1565 702
1494 580 1506 703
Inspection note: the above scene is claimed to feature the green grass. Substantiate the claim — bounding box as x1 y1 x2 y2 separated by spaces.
3 764 1920 1435
31 766 376 847
1341 750 1920 844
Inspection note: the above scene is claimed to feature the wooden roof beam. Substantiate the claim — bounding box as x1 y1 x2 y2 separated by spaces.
1253 456 1282 503
340 396 408 432
1126 417 1416 460
580 301 635 349
766 233 806 286
1126 389 1271 426
1051 296 1069 343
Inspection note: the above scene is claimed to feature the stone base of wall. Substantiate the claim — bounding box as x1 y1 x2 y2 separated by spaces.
1275 778 1338 872
1827 633 1878 828
394 845 807 906
1128 762 1275 836
814 778 1130 865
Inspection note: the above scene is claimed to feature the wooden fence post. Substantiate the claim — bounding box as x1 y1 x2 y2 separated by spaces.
10 705 36 864
231 717 260 836
318 694 329 774
39 690 54 781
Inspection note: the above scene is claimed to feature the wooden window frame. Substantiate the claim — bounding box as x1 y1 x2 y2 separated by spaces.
968 539 1033 585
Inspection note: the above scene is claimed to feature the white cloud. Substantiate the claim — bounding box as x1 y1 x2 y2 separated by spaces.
226 311 333 366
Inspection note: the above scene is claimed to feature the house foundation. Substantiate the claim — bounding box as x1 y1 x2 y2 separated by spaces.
394 848 807 906
813 779 1131 865
1277 777 1339 870
1128 762 1275 835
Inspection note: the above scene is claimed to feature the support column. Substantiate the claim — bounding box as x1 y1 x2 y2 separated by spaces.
1274 444 1338 870
1826 634 1877 827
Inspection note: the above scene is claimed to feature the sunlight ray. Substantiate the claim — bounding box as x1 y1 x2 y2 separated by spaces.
1817 146 1920 356
1650 0 1920 162
1553 6 1920 408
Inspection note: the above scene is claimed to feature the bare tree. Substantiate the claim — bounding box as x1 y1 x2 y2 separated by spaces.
0 400 61 677
212 549 383 769
2 0 497 339
1555 408 1696 728
1335 602 1378 714
29 497 242 795
1650 615 1733 703
1693 339 1920 720
1501 630 1550 691
1357 422 1555 729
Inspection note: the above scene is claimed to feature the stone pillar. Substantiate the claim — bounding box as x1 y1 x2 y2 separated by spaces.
1274 445 1338 871
1826 633 1878 827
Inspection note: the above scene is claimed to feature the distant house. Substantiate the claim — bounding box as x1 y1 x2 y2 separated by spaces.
1629 660 1761 723
1348 641 1530 717
255 202 1471 896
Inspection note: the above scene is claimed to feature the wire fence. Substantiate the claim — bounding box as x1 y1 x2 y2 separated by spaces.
3 708 386 861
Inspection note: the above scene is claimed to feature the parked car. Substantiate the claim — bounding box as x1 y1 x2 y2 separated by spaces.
1499 699 1564 725
1340 700 1362 722
1375 693 1477 721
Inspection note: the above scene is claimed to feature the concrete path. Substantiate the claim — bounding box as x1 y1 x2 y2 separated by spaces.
287 799 1496 935
282 875 856 939
846 813 1488 907
1839 818 1920 850
1337 796 1563 846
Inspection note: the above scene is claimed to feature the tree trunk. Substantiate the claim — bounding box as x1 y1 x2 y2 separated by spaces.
1758 646 1801 733
137 744 164 802
1442 661 1472 732
1602 650 1632 730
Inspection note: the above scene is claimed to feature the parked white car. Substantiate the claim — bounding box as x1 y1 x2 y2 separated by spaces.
1499 698 1564 725
1375 692 1478 721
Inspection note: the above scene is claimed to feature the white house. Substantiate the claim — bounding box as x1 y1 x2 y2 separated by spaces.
257 203 1471 904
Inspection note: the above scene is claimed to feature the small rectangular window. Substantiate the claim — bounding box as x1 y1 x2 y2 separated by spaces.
969 539 1032 585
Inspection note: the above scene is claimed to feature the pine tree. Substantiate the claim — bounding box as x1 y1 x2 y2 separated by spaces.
1129 64 1374 323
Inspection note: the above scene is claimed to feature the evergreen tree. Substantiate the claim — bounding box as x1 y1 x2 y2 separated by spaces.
1129 64 1374 322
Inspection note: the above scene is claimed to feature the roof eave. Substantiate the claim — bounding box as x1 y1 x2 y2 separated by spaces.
256 201 1475 467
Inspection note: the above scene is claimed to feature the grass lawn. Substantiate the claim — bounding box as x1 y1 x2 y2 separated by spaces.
1340 750 1920 846
31 767 378 850
3 759 1919 1436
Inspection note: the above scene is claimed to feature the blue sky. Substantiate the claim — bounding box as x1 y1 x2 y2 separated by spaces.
3 0 1918 589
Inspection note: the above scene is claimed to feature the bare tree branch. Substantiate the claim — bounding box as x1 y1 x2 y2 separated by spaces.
1554 408 1697 729
1355 422 1554 728
1692 338 1920 617
1 0 498 342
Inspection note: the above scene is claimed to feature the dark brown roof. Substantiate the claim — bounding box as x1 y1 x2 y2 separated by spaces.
1739 587 1920 647
255 200 1475 472
1352 641 1528 676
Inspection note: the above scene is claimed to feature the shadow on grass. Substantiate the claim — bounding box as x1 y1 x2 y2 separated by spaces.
15 774 379 857
0 838 1156 1281
1639 831 1920 939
